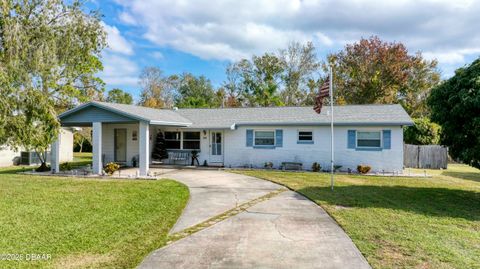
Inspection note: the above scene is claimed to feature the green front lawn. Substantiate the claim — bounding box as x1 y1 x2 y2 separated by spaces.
237 164 480 269
0 165 189 269
71 152 93 168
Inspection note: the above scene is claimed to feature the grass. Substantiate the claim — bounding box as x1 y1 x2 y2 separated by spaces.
71 152 93 168
0 162 189 269
236 164 480 269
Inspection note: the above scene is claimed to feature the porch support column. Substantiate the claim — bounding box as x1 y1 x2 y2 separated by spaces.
50 135 61 173
92 122 103 174
139 121 150 176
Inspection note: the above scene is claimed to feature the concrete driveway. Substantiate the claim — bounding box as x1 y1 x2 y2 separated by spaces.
162 170 283 233
139 170 370 269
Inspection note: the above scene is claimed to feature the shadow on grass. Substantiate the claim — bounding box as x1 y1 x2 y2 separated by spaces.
442 171 480 183
299 185 480 221
0 160 91 176
0 166 32 174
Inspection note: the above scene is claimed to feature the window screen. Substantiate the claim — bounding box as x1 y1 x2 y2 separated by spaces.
357 131 381 147
254 131 275 146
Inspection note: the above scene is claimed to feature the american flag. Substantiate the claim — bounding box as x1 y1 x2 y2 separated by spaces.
313 77 330 114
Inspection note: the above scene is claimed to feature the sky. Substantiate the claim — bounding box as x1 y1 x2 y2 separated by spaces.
88 0 480 100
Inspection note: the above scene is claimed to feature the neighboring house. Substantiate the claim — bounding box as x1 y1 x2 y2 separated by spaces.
53 101 413 176
0 128 74 167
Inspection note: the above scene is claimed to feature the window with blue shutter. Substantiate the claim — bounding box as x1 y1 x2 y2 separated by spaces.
275 129 283 147
348 130 356 149
383 130 391 149
246 129 253 147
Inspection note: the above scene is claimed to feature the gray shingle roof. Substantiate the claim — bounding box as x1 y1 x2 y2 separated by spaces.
176 104 413 128
60 102 413 128
93 102 192 125
59 101 192 126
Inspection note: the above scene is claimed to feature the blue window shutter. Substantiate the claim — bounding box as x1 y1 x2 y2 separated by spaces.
383 130 391 149
275 129 283 147
348 130 356 149
246 129 253 147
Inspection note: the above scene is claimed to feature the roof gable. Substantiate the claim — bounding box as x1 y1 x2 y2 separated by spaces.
60 105 140 125
59 102 192 126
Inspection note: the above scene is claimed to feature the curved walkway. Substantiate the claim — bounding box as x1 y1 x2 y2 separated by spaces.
139 170 371 269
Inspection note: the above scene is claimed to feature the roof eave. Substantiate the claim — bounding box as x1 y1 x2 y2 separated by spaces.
233 121 414 127
149 120 192 127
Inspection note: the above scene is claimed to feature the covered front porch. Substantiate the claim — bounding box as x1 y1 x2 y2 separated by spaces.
52 102 193 176
52 102 228 176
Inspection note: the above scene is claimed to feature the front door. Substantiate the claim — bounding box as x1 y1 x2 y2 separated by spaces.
114 129 127 163
209 131 223 164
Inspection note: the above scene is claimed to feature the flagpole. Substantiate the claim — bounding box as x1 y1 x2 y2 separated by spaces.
329 65 334 191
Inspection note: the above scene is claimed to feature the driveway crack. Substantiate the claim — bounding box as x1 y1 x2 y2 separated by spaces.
167 189 286 244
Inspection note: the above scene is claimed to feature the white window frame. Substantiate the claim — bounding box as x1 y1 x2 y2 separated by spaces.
253 130 276 146
182 131 201 150
297 130 314 142
163 130 201 150
356 130 382 148
164 131 181 149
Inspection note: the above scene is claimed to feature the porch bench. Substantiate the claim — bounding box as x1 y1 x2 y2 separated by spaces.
168 151 190 165
281 162 303 171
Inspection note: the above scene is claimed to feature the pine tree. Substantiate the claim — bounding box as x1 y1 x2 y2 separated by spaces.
152 132 168 160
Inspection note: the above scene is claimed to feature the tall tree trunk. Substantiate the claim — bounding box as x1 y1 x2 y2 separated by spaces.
79 137 84 153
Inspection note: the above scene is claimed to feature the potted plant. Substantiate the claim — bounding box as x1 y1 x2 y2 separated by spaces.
264 162 273 169
191 150 200 166
132 155 138 167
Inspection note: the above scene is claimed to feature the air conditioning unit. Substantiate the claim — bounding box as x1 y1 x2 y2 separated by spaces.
20 151 51 165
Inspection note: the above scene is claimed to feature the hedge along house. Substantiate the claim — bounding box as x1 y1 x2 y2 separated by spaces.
52 101 413 176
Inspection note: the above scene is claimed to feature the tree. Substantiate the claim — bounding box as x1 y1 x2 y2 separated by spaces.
327 36 440 116
138 67 174 108
222 63 245 107
0 0 106 171
404 117 441 145
428 58 480 168
174 73 219 108
73 128 92 152
151 132 168 160
279 41 320 106
233 54 284 107
6 90 60 171
106 88 133 104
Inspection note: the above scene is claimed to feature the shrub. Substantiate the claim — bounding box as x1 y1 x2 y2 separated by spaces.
312 162 321 172
60 162 73 171
334 165 342 172
357 165 371 174
104 162 120 175
264 162 273 169
404 117 441 145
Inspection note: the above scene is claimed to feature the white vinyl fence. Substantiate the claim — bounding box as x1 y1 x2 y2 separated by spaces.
404 144 448 169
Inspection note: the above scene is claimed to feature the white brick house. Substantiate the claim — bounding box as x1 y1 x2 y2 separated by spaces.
54 101 413 175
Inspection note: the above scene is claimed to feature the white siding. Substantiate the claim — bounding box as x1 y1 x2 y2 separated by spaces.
102 123 140 166
0 148 20 167
100 124 404 172
224 125 404 172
